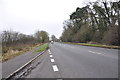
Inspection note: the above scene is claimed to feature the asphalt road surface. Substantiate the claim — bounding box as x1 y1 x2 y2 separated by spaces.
26 42 118 78
2 45 43 78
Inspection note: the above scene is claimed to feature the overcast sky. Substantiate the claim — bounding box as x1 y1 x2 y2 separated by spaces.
0 0 96 38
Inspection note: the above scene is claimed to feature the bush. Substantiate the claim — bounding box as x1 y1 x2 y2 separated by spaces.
102 27 119 46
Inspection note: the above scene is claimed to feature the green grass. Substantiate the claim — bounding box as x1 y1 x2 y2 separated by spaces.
34 43 49 53
62 42 120 49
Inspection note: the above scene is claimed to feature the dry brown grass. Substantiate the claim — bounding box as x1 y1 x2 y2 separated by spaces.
1 43 41 62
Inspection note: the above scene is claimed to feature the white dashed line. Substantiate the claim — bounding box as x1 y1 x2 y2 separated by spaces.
48 49 50 52
48 49 59 72
88 50 103 55
97 52 102 54
48 49 52 54
49 52 51 54
57 79 63 80
52 65 59 72
51 59 55 62
88 51 96 53
50 55 53 57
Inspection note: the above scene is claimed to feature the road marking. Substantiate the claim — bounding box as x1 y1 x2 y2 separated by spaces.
49 52 52 54
52 65 59 72
50 55 53 57
57 79 63 80
97 52 102 54
88 51 96 53
48 49 50 52
88 50 102 55
51 59 55 62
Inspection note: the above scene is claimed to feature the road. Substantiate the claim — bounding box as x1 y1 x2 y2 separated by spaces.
26 42 118 78
2 45 43 78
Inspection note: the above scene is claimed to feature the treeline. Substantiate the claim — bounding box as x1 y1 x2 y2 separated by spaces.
1 30 49 54
60 0 120 46
51 35 59 42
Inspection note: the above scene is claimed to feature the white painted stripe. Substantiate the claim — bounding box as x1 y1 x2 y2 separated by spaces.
48 49 50 52
97 52 102 54
52 65 59 72
57 79 63 80
89 51 102 55
51 59 55 62
50 55 53 57
49 52 52 54
88 51 96 53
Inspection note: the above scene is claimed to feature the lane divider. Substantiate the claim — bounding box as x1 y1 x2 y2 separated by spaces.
48 49 50 53
48 49 59 72
50 55 53 58
88 51 96 53
52 65 59 72
88 50 102 55
50 59 55 63
49 52 52 54
97 52 102 54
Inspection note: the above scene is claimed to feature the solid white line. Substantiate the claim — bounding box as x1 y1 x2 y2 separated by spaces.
50 55 53 57
51 59 55 62
52 65 59 72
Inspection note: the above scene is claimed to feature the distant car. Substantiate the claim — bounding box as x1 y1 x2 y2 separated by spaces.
51 41 54 44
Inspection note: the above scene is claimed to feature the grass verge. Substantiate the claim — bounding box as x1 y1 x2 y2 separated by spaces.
34 43 49 53
1 43 41 62
62 42 120 49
